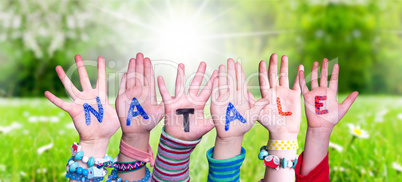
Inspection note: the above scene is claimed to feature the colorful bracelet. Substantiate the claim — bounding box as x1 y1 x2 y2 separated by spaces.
106 167 151 182
71 142 114 167
113 160 146 173
258 146 298 170
66 142 111 181
267 139 298 150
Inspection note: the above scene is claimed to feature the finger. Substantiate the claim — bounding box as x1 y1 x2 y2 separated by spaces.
199 70 218 101
329 63 339 91
299 70 309 95
126 58 136 89
118 73 127 96
236 62 247 98
74 55 92 90
279 55 289 88
320 58 329 87
292 64 304 92
175 64 185 97
247 91 256 108
144 57 157 104
44 91 71 112
189 62 206 96
250 98 270 122
157 76 171 101
96 56 107 92
135 53 145 86
227 58 236 92
55 66 79 100
311 61 319 89
259 60 270 98
339 91 359 118
218 65 227 95
268 53 278 88
211 78 219 103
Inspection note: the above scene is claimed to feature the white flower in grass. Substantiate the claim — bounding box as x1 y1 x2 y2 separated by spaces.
392 162 402 172
28 116 38 123
333 166 348 172
36 168 47 174
37 143 53 155
49 116 60 123
19 171 26 176
347 124 369 138
397 113 402 120
0 164 5 172
329 142 343 152
0 122 22 134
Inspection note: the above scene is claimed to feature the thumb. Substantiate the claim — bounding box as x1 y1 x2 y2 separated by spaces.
339 91 359 119
249 98 270 122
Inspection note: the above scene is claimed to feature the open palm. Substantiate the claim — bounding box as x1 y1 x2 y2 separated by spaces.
211 59 269 139
299 59 359 129
45 55 120 142
256 54 303 139
115 53 164 135
158 62 218 141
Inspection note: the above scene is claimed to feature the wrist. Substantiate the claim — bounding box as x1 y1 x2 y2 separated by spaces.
121 132 150 152
306 127 333 138
213 135 243 159
268 132 298 140
78 138 109 158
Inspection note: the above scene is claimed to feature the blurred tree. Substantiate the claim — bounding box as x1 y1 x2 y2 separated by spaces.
0 0 130 97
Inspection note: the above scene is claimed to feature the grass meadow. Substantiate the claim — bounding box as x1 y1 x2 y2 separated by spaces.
1 95 402 181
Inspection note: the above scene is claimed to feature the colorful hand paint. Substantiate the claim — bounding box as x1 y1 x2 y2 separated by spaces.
315 96 328 115
225 102 246 131
276 97 292 116
83 96 104 126
176 108 195 132
126 97 149 126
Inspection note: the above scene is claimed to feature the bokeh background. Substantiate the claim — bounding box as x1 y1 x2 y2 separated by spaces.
1 0 402 181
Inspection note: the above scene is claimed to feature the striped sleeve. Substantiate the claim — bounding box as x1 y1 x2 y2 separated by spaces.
151 128 201 182
206 147 246 182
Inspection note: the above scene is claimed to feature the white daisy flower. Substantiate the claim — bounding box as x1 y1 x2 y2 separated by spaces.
333 166 348 172
28 116 38 123
49 116 60 123
36 168 47 174
37 143 53 155
0 122 22 134
329 142 343 152
347 124 369 138
392 162 402 172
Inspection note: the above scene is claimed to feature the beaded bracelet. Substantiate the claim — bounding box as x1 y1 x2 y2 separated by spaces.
106 167 151 182
71 143 113 167
258 145 298 170
66 170 105 182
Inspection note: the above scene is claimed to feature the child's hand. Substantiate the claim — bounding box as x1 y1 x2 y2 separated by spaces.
157 62 218 141
256 54 304 140
210 59 268 159
115 53 164 137
45 55 120 156
299 59 359 130
298 58 358 176
211 59 269 139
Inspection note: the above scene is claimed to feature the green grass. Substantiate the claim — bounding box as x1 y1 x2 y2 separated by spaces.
1 95 402 181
